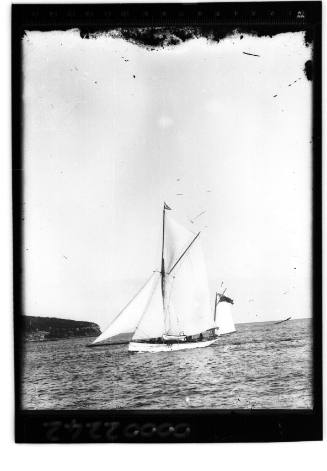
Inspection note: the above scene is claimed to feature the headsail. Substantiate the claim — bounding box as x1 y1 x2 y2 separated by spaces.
132 273 165 340
163 213 214 336
92 273 158 344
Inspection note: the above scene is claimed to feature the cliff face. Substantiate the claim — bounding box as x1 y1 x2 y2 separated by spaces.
23 316 101 341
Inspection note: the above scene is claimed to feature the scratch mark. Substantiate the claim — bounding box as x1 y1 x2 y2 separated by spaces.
189 210 206 224
243 51 260 57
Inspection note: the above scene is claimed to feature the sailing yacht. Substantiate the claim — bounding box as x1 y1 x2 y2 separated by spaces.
91 203 220 353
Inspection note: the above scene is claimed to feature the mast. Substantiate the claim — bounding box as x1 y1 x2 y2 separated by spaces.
161 204 166 301
213 292 218 322
214 288 227 322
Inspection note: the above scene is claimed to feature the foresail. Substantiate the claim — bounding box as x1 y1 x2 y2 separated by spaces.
132 273 165 340
164 236 214 336
92 273 157 344
215 301 236 335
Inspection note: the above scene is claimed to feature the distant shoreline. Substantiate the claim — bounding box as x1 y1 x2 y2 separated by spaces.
23 318 310 345
23 315 101 342
25 337 129 345
24 335 99 344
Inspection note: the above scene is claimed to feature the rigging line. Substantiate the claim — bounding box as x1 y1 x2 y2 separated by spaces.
93 272 155 342
167 232 201 275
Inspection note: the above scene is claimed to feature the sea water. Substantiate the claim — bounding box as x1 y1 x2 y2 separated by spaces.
22 318 312 409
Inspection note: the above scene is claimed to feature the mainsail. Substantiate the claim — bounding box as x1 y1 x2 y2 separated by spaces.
215 297 236 335
163 213 214 336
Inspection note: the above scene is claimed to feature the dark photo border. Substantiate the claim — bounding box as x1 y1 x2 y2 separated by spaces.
12 2 322 443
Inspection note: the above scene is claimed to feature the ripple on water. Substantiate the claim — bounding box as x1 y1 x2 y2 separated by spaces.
22 319 313 409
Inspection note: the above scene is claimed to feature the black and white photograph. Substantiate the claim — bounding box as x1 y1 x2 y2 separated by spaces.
12 3 322 442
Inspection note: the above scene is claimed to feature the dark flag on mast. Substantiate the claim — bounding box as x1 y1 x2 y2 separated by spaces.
219 294 234 304
164 202 172 210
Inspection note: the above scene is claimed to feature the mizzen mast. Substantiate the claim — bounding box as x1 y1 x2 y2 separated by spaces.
214 288 227 323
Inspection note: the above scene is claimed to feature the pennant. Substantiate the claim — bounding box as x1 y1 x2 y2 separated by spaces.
164 202 172 210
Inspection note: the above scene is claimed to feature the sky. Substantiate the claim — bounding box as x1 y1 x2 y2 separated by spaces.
23 29 312 329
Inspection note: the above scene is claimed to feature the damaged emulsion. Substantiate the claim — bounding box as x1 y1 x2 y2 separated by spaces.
304 60 312 81
80 27 313 82
80 25 313 49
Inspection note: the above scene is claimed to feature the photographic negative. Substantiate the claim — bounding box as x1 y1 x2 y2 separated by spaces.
13 3 322 442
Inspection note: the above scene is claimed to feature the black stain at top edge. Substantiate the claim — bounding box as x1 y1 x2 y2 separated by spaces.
79 25 314 50
12 2 321 48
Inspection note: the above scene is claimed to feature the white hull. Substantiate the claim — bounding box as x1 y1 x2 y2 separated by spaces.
128 338 218 353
